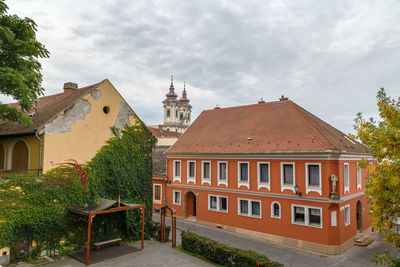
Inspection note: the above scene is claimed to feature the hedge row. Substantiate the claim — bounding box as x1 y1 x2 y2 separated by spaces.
181 231 282 267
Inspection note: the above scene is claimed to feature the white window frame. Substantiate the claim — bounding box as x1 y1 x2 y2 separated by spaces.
344 163 350 193
271 201 281 219
237 198 262 219
357 163 362 190
173 160 181 182
344 204 350 226
187 160 196 184
281 162 295 193
291 204 323 229
237 161 250 189
217 161 228 186
257 162 270 190
201 161 211 185
208 194 228 213
153 184 162 204
305 163 322 195
173 190 181 205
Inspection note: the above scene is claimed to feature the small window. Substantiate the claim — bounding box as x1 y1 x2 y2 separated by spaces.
283 164 294 184
309 208 321 225
167 110 170 117
294 206 305 223
251 201 261 217
173 191 181 205
357 164 362 189
173 160 181 181
208 195 228 213
180 113 183 120
175 110 178 117
239 199 249 215
202 162 211 179
2 251 6 256
103 106 110 114
220 197 227 212
271 202 281 218
259 163 269 183
188 161 196 181
154 185 161 201
218 162 227 184
344 163 350 192
209 196 217 210
239 162 249 181
238 198 261 218
345 205 350 226
308 164 320 186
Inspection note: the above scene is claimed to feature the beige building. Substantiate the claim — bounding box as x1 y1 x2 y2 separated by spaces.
0 79 137 175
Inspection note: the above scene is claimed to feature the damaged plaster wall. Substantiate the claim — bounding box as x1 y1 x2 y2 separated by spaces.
90 89 101 100
45 99 91 136
113 102 134 131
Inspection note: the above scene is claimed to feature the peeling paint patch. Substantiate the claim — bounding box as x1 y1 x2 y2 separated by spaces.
45 99 91 136
113 102 133 131
90 89 101 100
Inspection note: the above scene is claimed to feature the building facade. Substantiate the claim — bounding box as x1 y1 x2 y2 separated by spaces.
0 79 137 175
162 77 192 133
165 97 374 255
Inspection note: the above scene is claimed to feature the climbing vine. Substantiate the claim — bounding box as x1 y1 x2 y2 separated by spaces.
0 121 156 262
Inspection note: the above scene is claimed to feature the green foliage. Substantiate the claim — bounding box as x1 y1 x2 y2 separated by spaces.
352 88 400 266
372 250 400 267
0 166 86 261
0 0 49 124
181 231 283 267
146 221 171 241
87 122 156 240
352 89 400 245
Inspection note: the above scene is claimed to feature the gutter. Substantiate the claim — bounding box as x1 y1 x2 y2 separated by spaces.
34 130 43 176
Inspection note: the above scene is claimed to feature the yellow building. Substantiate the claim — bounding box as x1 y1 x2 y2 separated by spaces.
0 79 137 176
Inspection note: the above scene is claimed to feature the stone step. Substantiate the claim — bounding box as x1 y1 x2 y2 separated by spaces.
354 233 374 246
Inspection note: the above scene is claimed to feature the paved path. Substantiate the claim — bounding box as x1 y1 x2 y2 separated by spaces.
156 214 393 267
47 240 212 267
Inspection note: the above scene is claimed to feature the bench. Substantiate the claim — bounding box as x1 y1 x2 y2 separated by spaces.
94 238 122 251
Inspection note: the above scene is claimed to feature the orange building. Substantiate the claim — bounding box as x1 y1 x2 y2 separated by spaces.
164 97 374 254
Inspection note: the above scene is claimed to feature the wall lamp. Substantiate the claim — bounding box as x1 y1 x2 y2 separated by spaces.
295 184 302 196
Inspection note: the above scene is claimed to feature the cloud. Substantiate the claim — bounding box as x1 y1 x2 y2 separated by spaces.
1 0 399 134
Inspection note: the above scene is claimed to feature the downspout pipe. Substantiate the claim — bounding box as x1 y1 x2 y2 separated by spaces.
34 130 43 177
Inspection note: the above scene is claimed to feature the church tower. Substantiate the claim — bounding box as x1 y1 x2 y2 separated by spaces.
162 76 192 133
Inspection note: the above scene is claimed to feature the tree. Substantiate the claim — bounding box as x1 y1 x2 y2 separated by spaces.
0 0 49 124
353 88 400 263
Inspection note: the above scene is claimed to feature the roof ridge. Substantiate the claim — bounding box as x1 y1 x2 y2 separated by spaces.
291 102 341 151
203 100 284 113
289 101 329 150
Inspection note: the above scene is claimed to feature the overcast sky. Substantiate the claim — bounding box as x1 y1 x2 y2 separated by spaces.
2 0 399 134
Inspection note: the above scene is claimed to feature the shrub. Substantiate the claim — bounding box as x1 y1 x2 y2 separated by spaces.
181 231 283 267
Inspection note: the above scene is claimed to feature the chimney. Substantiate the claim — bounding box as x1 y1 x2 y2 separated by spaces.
63 82 78 93
279 95 289 101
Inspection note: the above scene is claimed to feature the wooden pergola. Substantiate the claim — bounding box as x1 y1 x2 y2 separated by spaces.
69 198 145 265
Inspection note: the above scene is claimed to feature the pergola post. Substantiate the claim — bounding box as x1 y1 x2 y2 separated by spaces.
86 211 93 265
141 206 145 249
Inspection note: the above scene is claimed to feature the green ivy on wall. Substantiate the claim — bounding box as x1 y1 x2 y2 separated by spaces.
0 121 156 262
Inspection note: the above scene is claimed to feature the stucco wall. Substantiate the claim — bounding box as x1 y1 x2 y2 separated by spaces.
42 80 136 171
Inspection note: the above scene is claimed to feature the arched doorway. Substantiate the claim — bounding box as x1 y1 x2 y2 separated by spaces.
11 140 29 171
184 191 197 219
356 199 363 232
0 143 5 170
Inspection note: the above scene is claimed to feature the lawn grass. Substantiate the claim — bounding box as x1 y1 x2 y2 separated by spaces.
174 245 223 267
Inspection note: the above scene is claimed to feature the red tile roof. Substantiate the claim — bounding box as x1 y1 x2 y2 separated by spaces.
148 126 181 138
0 82 101 136
167 99 368 155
